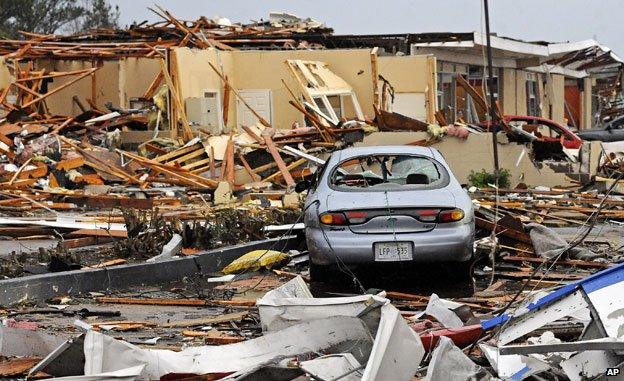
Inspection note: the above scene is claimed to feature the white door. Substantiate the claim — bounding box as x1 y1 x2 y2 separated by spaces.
237 89 272 128
392 92 427 121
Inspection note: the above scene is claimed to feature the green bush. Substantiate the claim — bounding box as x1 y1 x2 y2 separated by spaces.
468 168 511 188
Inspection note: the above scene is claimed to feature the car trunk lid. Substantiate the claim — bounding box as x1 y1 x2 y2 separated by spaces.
324 189 457 234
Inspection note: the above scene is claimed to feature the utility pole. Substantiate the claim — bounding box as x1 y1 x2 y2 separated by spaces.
484 0 500 175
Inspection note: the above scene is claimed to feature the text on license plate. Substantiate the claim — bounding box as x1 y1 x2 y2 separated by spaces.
374 242 413 261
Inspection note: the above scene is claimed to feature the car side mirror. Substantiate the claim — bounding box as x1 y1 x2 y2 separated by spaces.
295 180 311 193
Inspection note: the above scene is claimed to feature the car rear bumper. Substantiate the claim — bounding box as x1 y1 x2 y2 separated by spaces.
306 223 474 266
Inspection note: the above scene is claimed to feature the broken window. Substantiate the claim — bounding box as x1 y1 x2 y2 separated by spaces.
330 154 448 190
286 60 363 125
467 66 499 101
437 72 456 123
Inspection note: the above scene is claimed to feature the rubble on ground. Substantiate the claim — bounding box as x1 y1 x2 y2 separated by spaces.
1 5 624 381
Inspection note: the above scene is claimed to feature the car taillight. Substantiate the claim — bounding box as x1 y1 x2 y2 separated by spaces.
438 208 465 223
319 212 347 225
345 211 367 224
416 209 439 222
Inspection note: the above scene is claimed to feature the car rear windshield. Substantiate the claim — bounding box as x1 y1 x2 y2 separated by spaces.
330 154 449 191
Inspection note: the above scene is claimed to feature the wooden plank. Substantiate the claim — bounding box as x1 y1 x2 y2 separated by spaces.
97 296 208 306
160 311 248 328
262 158 305 183
370 47 379 108
159 58 193 141
153 143 202 163
502 255 610 269
142 70 164 99
226 136 234 184
238 153 261 182
169 146 206 164
263 135 295 187
56 157 85 171
22 68 99 109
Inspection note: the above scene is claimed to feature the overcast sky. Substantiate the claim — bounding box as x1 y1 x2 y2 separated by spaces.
108 0 623 57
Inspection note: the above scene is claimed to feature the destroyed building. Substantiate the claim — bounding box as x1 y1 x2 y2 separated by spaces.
0 6 624 381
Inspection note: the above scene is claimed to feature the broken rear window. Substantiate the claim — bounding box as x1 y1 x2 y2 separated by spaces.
330 154 449 191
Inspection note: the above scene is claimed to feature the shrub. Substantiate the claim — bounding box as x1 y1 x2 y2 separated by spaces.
468 168 511 188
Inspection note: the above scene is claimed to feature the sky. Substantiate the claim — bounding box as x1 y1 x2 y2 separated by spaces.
108 0 623 57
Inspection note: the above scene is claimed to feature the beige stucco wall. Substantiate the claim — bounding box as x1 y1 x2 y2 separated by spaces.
172 48 439 130
0 58 14 91
355 131 573 187
377 55 437 122
501 68 516 115
118 57 161 108
550 74 565 124
230 49 375 129
581 77 593 129
35 59 119 116
515 70 528 115
377 55 430 92
172 47 235 129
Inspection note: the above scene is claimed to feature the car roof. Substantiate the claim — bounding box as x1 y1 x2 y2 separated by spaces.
331 145 436 159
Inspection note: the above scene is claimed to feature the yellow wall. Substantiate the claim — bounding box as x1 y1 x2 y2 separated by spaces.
172 48 441 129
34 59 119 116
501 68 516 114
172 47 236 127
580 77 593 129
118 57 161 108
377 55 430 92
356 131 573 187
550 74 565 124
378 55 437 122
231 49 375 129
515 70 527 115
0 58 14 91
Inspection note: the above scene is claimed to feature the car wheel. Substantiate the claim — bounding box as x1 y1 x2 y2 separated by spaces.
310 262 333 283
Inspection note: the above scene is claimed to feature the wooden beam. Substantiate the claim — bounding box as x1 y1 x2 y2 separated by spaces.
21 68 99 109
263 135 295 187
159 58 193 141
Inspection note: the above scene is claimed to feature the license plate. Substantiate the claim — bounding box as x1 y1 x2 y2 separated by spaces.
374 242 413 261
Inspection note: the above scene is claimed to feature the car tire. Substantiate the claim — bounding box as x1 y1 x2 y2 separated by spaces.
310 262 333 283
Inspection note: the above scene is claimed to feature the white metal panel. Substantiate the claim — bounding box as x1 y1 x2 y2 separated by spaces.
498 290 589 346
392 92 427 121
236 89 272 128
586 280 624 338
561 350 622 381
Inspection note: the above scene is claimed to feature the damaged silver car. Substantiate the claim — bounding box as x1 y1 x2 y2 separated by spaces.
299 146 475 281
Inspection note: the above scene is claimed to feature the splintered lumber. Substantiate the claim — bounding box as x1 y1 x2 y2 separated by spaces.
454 74 487 114
21 68 99 109
159 58 193 140
160 311 248 328
375 106 429 132
143 70 164 99
117 149 218 188
241 125 263 144
60 137 143 184
263 158 306 183
182 330 246 344
153 142 203 163
502 255 610 269
209 62 271 127
97 296 208 306
238 153 261 182
263 135 295 187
